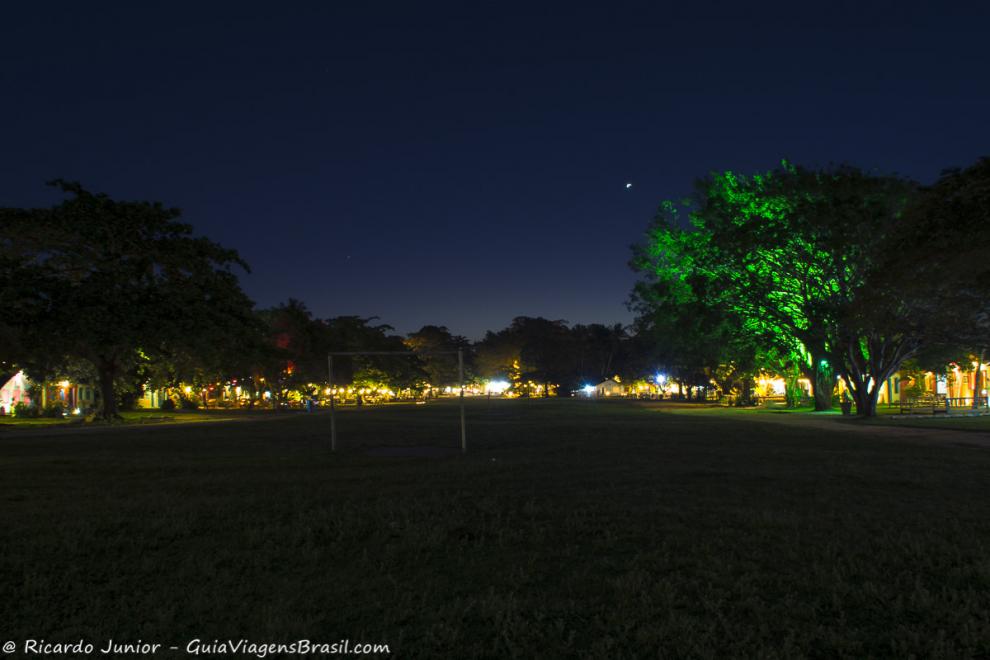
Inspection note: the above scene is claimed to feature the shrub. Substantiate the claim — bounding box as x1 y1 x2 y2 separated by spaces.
119 392 139 411
14 402 39 418
41 402 65 418
179 397 199 410
160 398 177 411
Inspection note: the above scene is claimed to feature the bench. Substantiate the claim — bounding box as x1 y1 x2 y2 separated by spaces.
899 393 948 415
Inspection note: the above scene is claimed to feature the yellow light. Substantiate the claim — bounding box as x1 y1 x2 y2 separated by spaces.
184 386 192 394
58 380 70 388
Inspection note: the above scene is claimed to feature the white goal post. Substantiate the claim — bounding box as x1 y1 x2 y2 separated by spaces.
326 349 466 453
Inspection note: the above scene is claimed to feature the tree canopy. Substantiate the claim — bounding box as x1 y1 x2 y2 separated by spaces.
0 181 257 418
632 159 990 416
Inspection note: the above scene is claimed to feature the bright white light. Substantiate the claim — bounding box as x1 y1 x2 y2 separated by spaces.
582 384 595 395
655 373 666 384
625 182 633 189
485 380 510 394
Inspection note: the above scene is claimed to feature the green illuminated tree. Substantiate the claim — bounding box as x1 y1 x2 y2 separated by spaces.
630 231 760 403
633 164 923 415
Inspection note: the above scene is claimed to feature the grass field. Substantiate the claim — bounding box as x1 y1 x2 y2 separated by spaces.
0 408 245 428
863 413 990 432
2 400 988 658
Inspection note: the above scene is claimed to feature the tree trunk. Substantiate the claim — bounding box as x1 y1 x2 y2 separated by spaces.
844 368 896 418
851 380 882 417
740 376 753 406
840 335 919 418
812 381 832 411
96 360 121 421
812 356 835 411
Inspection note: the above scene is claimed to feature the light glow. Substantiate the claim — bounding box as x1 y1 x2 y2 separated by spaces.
485 380 510 395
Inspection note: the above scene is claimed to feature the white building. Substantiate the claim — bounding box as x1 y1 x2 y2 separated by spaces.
595 379 624 397
0 371 31 415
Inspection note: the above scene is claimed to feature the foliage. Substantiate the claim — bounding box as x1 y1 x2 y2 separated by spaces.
885 157 990 351
178 396 200 411
13 402 38 418
405 325 471 390
475 317 578 396
0 181 257 420
632 163 931 415
324 315 426 392
41 402 65 418
571 323 632 383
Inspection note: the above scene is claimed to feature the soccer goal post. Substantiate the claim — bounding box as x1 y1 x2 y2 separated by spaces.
326 348 466 453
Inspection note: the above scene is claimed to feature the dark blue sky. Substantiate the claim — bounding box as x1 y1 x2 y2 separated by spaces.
2 2 987 339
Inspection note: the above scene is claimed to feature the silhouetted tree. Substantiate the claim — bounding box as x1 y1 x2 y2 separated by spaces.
0 181 256 419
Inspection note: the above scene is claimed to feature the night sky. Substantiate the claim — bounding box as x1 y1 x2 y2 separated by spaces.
3 2 987 339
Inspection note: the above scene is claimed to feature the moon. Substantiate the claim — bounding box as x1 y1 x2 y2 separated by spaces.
625 182 633 189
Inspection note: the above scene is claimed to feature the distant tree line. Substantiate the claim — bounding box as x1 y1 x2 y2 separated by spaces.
630 158 990 416
4 157 987 420
0 182 649 419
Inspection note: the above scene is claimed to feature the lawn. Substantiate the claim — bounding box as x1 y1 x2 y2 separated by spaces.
863 413 990 433
0 408 245 429
1 399 988 658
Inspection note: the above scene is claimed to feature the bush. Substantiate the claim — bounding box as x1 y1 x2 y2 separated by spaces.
41 402 65 418
14 402 39 418
179 397 199 410
160 398 177 411
119 392 139 411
